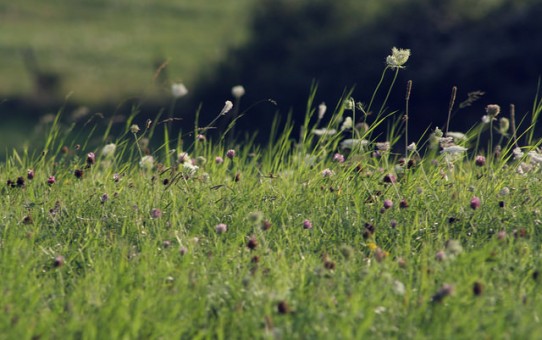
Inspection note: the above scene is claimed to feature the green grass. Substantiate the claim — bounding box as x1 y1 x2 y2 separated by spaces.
0 0 252 103
1 49 542 339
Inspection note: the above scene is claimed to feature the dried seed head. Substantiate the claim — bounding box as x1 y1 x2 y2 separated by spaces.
53 256 65 268
473 281 484 296
485 104 501 117
247 236 258 250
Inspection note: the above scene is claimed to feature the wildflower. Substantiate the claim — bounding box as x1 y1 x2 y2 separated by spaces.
475 155 486 167
399 199 409 208
341 116 353 130
446 132 467 142
215 223 228 234
179 246 188 256
196 134 206 141
150 208 162 219
392 280 406 296
139 155 155 170
318 102 327 120
247 236 258 250
215 156 224 164
303 219 313 230
528 151 542 164
47 176 56 185
100 193 109 203
499 187 510 196
367 242 378 251
226 149 236 159
182 162 199 176
277 301 290 314
431 284 454 303
27 169 35 180
407 143 417 152
231 85 246 98
374 247 388 262
220 100 234 115
262 220 272 231
102 143 116 158
86 152 96 166
113 173 121 182
177 152 190 164
171 83 188 98
513 147 524 159
445 239 463 256
383 199 393 210
130 124 140 134
312 128 337 137
343 97 355 111
383 174 397 184
435 250 447 262
376 142 391 152
390 220 398 228
340 138 369 150
386 47 411 69
53 255 65 268
332 153 345 163
74 169 84 179
485 104 501 118
473 281 484 296
470 196 481 210
321 168 334 177
441 145 468 154
499 117 510 135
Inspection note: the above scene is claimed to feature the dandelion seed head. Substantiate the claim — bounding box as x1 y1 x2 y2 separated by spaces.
171 83 188 98
231 85 245 98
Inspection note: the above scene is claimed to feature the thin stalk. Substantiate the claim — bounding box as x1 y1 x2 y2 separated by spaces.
405 80 412 157
445 86 457 135
367 66 389 115
377 67 399 117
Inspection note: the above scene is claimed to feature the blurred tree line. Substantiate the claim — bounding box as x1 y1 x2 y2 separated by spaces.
190 0 542 143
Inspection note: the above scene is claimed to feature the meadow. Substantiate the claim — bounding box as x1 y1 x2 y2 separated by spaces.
1 48 542 338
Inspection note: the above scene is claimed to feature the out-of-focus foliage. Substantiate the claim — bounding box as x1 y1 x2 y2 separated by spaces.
193 0 542 138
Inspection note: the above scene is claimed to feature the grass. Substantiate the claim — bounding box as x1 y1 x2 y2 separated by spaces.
1 48 542 339
0 0 253 103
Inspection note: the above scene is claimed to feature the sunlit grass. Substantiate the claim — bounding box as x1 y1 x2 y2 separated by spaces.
1 49 542 338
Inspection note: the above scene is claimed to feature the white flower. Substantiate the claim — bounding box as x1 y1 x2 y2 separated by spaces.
182 162 199 176
513 147 524 159
318 102 327 120
130 124 140 134
340 139 369 150
231 85 245 98
220 100 234 115
139 155 154 170
343 98 355 111
441 145 468 154
321 168 334 177
407 143 417 152
446 132 467 142
386 47 411 69
171 83 188 98
341 116 353 130
528 151 542 164
101 143 116 158
376 141 391 152
312 128 337 136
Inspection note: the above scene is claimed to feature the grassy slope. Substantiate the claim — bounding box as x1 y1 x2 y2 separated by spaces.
0 0 252 103
0 96 541 337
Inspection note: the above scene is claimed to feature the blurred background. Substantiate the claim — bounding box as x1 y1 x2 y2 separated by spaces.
1 0 541 156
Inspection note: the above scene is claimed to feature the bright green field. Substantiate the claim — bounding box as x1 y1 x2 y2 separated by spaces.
1 61 542 337
0 0 252 103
